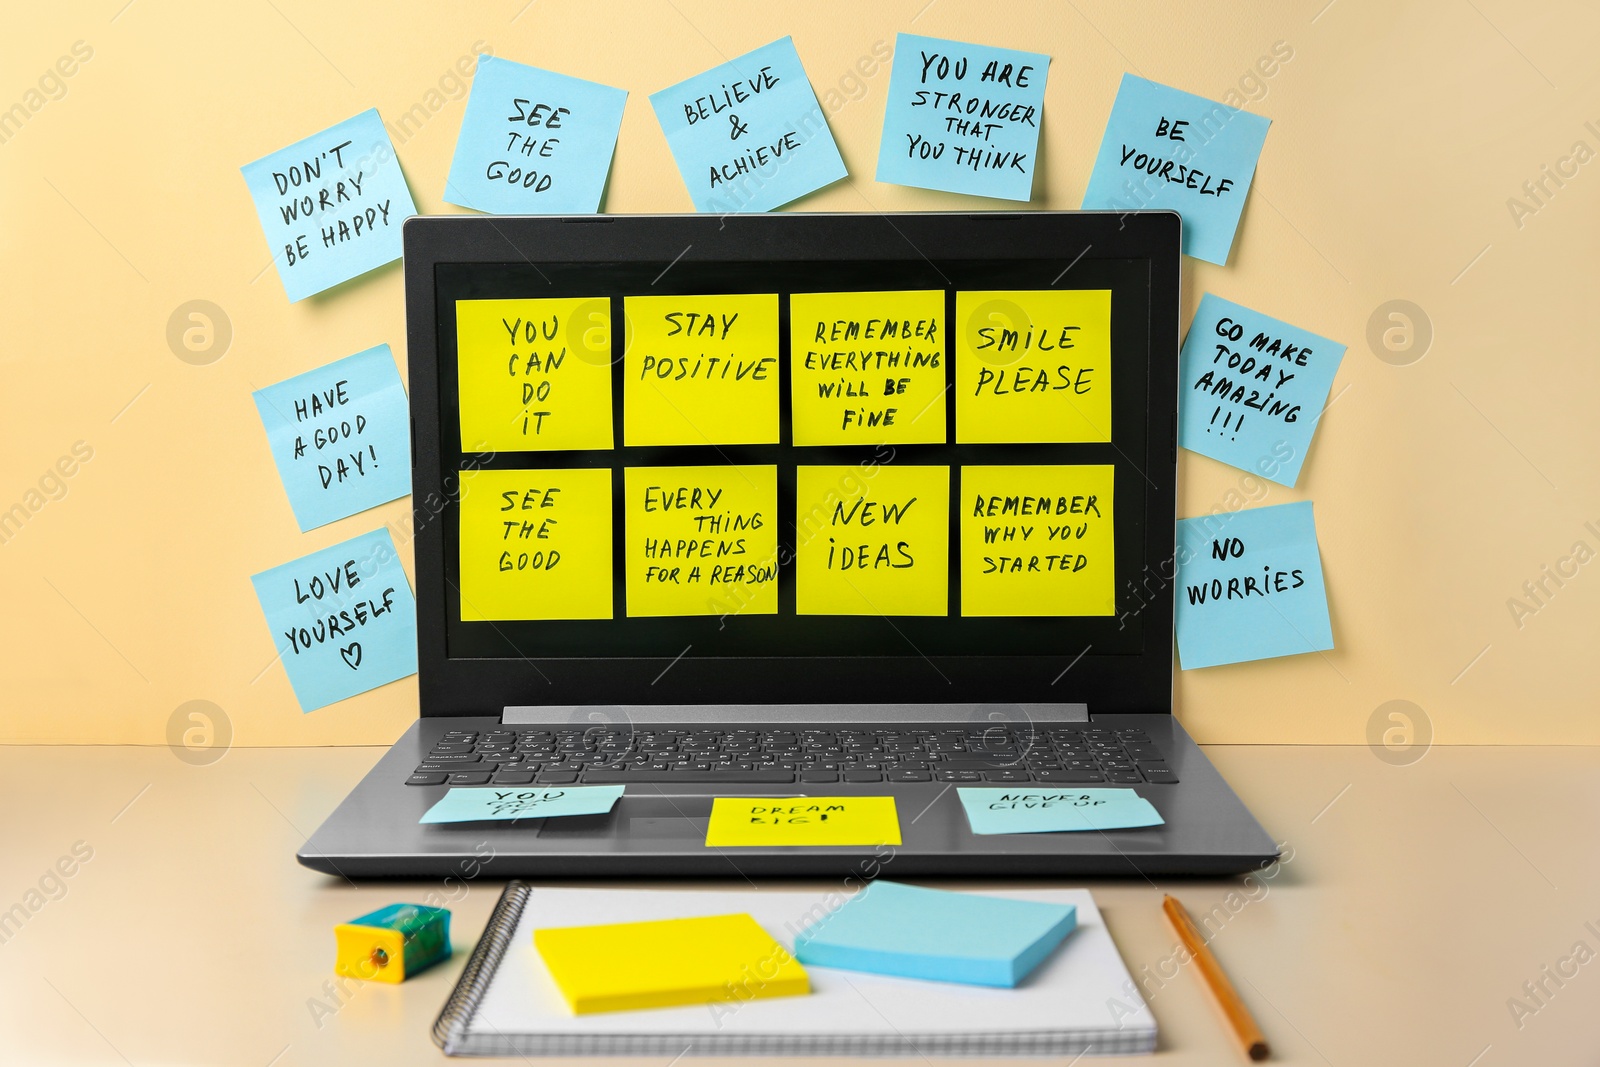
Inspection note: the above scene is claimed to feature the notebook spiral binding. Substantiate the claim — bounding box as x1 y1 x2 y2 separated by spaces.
432 880 532 1052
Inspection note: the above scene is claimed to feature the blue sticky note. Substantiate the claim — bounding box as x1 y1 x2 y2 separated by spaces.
795 881 1076 988
1175 501 1334 670
419 785 625 824
252 345 411 532
241 109 417 301
875 33 1049 201
649 36 847 213
1082 74 1271 265
1179 294 1347 487
444 56 627 214
250 528 418 712
957 788 1164 835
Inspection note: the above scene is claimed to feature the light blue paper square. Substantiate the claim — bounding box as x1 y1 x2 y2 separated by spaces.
875 33 1049 201
1179 294 1346 487
794 881 1076 987
419 785 625 824
1081 74 1270 265
252 345 411 532
649 36 847 213
444 56 627 214
251 528 418 712
1175 501 1334 670
241 109 416 301
957 787 1164 835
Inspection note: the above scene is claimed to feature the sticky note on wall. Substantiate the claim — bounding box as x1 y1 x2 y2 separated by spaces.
875 33 1050 202
796 465 949 616
623 294 780 446
955 290 1112 444
960 465 1115 617
457 468 613 621
624 465 778 618
789 290 946 445
457 298 614 453
1178 294 1346 487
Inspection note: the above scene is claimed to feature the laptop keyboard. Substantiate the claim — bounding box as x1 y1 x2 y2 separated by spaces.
405 725 1177 788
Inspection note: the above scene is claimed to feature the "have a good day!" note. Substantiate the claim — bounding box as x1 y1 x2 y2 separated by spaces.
796 465 949 616
624 465 778 617
960 465 1115 617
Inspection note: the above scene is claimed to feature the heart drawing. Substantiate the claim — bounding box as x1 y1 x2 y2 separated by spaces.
340 642 362 669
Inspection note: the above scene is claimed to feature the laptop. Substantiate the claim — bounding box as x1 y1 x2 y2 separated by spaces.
298 210 1278 878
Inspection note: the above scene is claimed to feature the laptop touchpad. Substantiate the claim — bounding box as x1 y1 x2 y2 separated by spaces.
536 795 715 839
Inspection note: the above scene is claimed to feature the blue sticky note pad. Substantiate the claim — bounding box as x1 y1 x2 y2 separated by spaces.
241 109 416 301
795 881 1076 987
1082 74 1270 265
875 33 1049 201
649 36 847 213
250 528 418 712
1179 294 1346 487
252 345 411 531
419 785 625 824
444 56 627 214
957 788 1164 835
1175 501 1334 670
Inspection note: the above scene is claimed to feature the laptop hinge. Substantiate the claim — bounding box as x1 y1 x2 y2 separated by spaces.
501 703 1090 726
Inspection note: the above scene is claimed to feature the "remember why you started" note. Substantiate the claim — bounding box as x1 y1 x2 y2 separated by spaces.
960 465 1115 617
796 465 949 616
624 465 778 618
624 294 779 446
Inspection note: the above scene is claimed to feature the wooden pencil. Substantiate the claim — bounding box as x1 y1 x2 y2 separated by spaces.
1162 894 1270 1061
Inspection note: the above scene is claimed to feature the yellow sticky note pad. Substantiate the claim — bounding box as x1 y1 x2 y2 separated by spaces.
960 465 1116 617
624 465 778 617
534 913 809 1014
795 465 949 616
706 796 903 847
955 290 1112 443
458 468 613 621
457 297 614 452
789 290 946 445
623 294 780 445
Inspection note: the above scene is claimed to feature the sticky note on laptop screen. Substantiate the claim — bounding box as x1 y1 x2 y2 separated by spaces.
456 297 614 453
795 464 949 616
457 468 613 621
955 290 1111 443
794 881 1076 987
623 294 780 446
623 465 778 617
959 465 1115 617
788 290 947 445
534 913 809 1014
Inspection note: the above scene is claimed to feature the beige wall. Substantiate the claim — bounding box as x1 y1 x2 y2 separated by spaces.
2 1 1595 746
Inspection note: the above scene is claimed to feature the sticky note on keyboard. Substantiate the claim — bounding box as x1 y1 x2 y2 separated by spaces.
241 109 416 301
420 785 624 824
957 788 1164 834
534 913 809 1013
795 464 949 616
1179 293 1347 487
1175 500 1334 669
1081 74 1270 266
794 881 1075 987
705 797 901 847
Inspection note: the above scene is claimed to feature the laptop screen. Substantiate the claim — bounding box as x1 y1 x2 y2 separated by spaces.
405 213 1179 714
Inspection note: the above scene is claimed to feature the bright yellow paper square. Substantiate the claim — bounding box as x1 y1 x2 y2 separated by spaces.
795 465 949 616
789 290 946 446
960 465 1115 617
458 468 613 621
456 297 614 452
623 465 777 617
705 796 903 847
954 290 1112 443
533 913 809 1014
623 294 780 445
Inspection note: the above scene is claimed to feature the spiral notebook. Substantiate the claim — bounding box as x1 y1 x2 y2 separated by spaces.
433 882 1156 1057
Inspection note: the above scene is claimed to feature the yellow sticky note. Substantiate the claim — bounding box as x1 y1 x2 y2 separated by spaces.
960 465 1115 617
623 294 780 445
456 297 614 452
458 468 613 621
955 290 1112 443
705 796 902 847
624 465 778 617
789 290 946 445
795 465 949 616
534 913 809 1014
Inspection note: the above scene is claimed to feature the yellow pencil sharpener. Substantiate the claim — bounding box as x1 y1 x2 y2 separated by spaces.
334 903 451 983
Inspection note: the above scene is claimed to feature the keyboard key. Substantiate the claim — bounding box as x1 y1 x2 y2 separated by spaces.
842 770 882 783
1034 770 1106 783
1138 764 1178 784
1106 771 1143 784
984 769 1030 782
447 771 493 785
887 770 932 782
418 753 480 764
935 770 985 782
406 773 448 786
490 771 536 785
581 769 796 784
536 771 580 784
800 771 839 783
1125 743 1165 761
